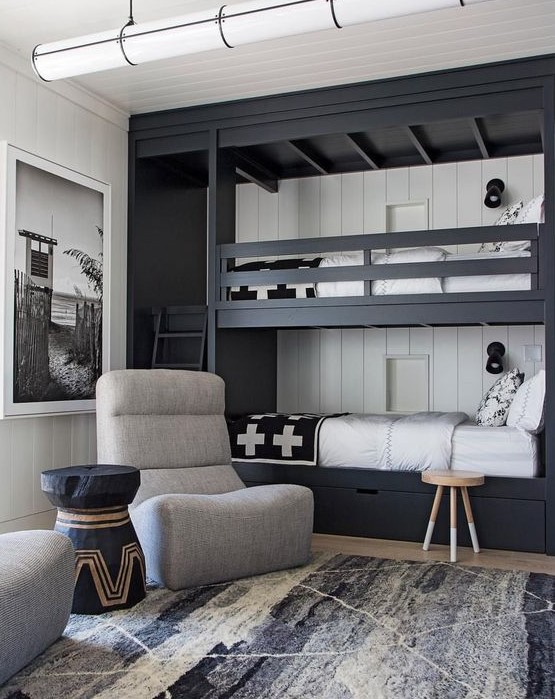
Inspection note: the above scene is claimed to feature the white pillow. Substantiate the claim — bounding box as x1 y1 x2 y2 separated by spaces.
316 247 446 297
475 368 524 427
514 194 544 224
317 252 364 297
506 369 545 433
372 247 446 296
372 247 446 263
497 240 532 253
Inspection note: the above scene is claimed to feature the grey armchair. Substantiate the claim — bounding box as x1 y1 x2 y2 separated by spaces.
96 369 313 590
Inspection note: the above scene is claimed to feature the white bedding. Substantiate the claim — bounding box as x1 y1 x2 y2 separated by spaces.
317 248 445 297
318 414 540 478
451 423 540 477
316 249 531 296
442 250 530 293
318 412 467 472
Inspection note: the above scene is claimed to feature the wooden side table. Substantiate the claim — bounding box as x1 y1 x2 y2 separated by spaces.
41 464 146 615
421 469 485 563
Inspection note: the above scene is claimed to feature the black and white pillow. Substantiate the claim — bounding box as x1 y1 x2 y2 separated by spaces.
475 368 524 427
478 201 524 253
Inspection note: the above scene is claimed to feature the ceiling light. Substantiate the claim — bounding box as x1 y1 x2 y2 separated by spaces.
32 0 493 82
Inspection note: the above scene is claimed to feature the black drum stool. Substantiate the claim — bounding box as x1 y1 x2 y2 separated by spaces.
41 464 146 615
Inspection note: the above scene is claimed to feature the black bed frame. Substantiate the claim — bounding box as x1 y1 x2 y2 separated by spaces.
128 54 555 555
216 223 542 328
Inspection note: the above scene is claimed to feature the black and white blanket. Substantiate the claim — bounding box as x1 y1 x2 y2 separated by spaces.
228 258 322 300
228 413 332 465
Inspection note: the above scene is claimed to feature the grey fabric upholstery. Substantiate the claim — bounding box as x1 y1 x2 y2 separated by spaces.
132 464 245 507
0 530 75 686
96 369 314 590
96 369 231 469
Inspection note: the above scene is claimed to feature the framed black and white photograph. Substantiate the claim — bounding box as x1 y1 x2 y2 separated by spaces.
0 143 111 417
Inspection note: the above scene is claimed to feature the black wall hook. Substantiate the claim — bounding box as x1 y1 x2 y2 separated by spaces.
484 178 505 208
486 341 505 374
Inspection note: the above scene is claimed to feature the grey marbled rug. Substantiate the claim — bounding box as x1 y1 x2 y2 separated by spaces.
1 552 554 699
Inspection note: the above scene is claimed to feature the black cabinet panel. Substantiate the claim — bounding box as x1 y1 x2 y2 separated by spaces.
310 486 545 553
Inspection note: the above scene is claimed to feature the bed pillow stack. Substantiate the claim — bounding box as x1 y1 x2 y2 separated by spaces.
316 247 446 297
478 201 523 253
503 193 545 252
506 369 545 434
475 367 524 426
479 194 544 254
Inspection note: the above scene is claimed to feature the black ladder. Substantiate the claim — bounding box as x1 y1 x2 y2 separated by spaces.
150 305 207 370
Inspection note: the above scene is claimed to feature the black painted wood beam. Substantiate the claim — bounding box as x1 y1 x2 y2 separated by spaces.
232 149 279 193
151 157 206 188
405 126 433 165
539 113 545 151
345 133 381 170
287 140 330 175
470 118 490 159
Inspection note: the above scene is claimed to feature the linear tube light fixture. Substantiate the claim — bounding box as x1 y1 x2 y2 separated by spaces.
32 0 492 82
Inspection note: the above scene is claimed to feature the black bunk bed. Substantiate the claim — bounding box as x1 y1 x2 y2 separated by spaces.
128 54 555 555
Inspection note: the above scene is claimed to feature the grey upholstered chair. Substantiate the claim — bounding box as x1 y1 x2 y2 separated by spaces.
0 530 75 686
96 369 314 590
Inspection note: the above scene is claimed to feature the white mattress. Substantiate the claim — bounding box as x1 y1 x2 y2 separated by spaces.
442 250 530 293
318 415 540 478
451 423 540 477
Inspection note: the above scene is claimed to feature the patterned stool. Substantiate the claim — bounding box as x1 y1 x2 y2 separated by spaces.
421 469 485 563
41 464 146 615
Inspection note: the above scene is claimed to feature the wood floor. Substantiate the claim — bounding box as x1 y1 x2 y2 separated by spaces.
312 533 555 575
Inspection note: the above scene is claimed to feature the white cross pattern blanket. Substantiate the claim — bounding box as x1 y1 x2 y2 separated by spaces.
318 412 469 471
228 413 334 465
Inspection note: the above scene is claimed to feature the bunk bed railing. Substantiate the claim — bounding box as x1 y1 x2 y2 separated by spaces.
216 223 541 303
218 223 539 259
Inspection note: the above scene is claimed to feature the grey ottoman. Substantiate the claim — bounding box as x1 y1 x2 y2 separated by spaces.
0 530 75 686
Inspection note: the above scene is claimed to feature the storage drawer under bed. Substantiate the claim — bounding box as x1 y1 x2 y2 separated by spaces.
310 485 545 553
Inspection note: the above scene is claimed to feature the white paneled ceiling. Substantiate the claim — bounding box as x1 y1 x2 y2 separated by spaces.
0 0 554 116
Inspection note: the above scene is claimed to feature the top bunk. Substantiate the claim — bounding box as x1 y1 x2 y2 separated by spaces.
128 55 555 334
205 68 552 330
216 219 547 329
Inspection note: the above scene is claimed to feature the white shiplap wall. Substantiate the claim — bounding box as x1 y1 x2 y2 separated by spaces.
236 155 545 417
0 47 128 534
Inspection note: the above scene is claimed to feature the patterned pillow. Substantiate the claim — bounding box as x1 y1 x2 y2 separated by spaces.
495 201 525 226
475 368 524 426
478 201 524 253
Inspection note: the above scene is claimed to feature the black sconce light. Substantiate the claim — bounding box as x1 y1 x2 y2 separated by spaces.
484 179 505 208
486 342 505 374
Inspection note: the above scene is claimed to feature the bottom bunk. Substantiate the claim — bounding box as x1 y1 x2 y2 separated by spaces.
233 461 546 554
228 367 547 553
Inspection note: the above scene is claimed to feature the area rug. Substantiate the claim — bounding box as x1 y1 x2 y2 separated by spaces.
1 552 554 699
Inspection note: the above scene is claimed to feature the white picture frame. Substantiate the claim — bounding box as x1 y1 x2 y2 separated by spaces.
0 142 111 417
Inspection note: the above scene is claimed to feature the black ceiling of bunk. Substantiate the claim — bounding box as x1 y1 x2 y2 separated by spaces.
153 109 543 190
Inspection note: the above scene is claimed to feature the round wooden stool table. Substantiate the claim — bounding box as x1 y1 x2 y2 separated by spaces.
421 469 485 563
41 464 146 615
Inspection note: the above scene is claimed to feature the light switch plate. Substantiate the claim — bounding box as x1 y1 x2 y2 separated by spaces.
523 345 542 362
